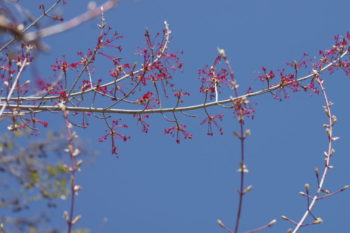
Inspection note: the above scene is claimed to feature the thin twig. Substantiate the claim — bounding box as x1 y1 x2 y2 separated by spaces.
291 76 336 233
0 0 63 52
233 122 246 233
0 58 28 118
24 0 119 42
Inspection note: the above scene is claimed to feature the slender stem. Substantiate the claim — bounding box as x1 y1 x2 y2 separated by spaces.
0 58 27 118
234 122 246 233
291 78 334 233
63 110 78 233
25 0 118 42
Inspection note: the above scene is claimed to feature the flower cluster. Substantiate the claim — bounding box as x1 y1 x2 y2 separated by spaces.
98 120 130 155
255 33 350 101
134 114 150 133
164 124 192 144
135 29 183 92
198 55 232 100
137 91 159 107
316 33 350 75
51 56 81 72
232 97 255 123
200 114 224 136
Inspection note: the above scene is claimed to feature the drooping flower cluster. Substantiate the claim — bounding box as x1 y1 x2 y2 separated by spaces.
98 120 130 155
200 114 224 136
164 124 192 144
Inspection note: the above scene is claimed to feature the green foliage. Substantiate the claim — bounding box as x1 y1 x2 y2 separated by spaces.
0 132 70 233
72 229 90 233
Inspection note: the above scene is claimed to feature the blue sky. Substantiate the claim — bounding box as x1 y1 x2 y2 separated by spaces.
3 0 350 233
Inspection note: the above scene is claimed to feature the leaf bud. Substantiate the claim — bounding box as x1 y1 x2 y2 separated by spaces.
244 129 251 138
243 185 253 194
314 217 323 224
72 215 82 225
216 219 225 228
237 163 249 173
63 211 69 222
217 47 226 58
304 183 310 192
268 219 277 226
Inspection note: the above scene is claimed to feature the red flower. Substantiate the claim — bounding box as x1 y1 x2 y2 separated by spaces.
174 89 190 103
258 67 275 82
164 124 192 143
200 114 224 136
98 120 130 155
137 92 159 106
51 56 81 72
134 114 150 133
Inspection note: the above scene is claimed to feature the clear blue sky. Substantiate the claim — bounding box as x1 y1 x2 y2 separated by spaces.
6 0 350 233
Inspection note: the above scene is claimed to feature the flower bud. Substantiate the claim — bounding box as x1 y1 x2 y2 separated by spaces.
268 219 277 226
216 219 225 228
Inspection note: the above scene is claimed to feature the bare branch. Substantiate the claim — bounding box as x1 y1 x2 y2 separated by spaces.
0 58 28 118
25 0 119 42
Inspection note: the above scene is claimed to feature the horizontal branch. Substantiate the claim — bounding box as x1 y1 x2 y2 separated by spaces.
3 47 348 116
0 20 171 104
